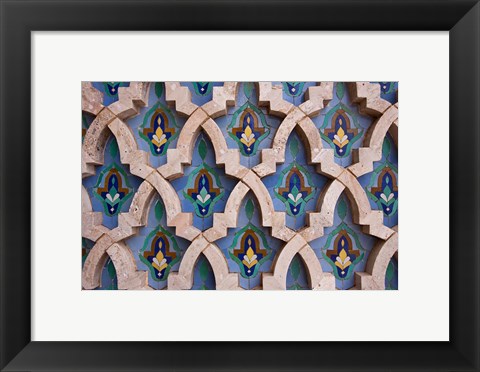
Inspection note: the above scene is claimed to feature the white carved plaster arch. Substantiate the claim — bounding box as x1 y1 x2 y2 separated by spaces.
202 180 294 244
253 110 344 179
107 242 151 290
263 234 335 290
82 234 115 289
337 169 395 241
203 182 250 242
82 180 156 289
168 235 240 290
355 227 398 290
348 105 399 177
145 170 200 241
82 107 116 178
300 179 346 242
157 108 209 180
83 108 199 241
81 82 104 116
201 118 249 179
107 117 155 179
159 83 241 180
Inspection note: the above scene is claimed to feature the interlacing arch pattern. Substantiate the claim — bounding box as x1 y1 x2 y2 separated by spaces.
82 81 398 290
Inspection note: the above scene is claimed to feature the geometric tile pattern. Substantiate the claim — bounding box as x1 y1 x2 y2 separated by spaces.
82 81 398 290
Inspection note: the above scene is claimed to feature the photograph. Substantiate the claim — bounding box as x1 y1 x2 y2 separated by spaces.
81 81 399 291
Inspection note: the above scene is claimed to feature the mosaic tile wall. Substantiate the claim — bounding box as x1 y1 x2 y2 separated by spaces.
81 82 398 290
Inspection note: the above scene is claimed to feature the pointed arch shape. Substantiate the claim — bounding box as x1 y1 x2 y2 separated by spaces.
168 235 239 290
263 234 335 290
82 108 116 177
355 227 398 290
107 117 155 179
300 179 346 242
348 105 399 177
146 170 200 241
157 107 208 180
82 110 153 179
82 180 156 289
337 170 395 241
107 242 151 290
252 107 343 179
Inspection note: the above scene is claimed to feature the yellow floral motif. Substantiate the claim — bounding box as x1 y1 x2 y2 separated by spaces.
152 241 168 275
151 125 167 148
334 238 352 271
240 122 256 148
333 125 349 149
242 242 258 269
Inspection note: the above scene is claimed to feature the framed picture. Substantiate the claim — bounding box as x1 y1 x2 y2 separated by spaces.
1 0 479 371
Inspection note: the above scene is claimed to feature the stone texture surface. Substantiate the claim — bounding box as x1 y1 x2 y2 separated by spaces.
82 108 116 167
258 82 294 117
300 180 345 242
299 82 334 117
107 242 150 290
82 82 104 115
348 82 392 117
109 82 150 120
348 105 398 177
168 235 209 290
202 82 237 119
165 82 198 117
355 229 398 290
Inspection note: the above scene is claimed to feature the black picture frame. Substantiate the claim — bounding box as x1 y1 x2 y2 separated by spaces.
1 0 479 371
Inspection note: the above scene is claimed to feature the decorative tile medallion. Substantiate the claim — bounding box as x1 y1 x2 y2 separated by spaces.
184 139 225 218
229 199 271 278
320 83 363 158
227 84 270 156
139 83 179 156
322 198 365 281
274 137 316 217
93 163 133 216
139 200 181 281
367 137 399 217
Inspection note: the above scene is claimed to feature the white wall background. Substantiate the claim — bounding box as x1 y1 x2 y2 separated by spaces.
32 32 449 341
